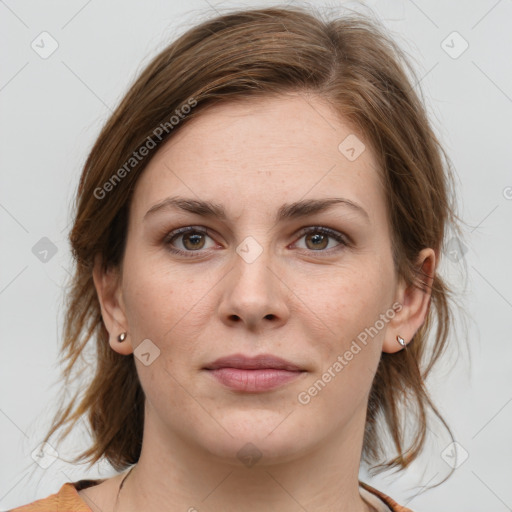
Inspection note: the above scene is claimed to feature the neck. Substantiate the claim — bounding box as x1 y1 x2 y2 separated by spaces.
117 406 374 512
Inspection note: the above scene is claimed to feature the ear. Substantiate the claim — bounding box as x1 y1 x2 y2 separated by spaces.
382 248 436 354
92 254 133 355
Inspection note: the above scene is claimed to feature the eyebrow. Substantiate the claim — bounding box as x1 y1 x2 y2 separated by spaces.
144 196 370 223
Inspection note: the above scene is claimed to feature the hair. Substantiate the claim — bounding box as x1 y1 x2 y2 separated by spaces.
41 3 463 487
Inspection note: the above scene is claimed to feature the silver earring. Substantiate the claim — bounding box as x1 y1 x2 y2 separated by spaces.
118 332 127 342
396 335 406 347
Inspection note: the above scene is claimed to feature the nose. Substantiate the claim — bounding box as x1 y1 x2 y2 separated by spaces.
217 244 290 332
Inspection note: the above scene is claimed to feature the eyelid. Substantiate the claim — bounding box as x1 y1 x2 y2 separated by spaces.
163 226 218 254
163 225 213 241
163 224 351 258
292 225 351 254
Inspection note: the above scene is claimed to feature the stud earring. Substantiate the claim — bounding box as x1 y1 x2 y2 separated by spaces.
396 335 406 347
117 332 127 342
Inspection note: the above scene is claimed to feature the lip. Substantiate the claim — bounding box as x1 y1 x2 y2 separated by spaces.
203 354 306 392
204 353 303 371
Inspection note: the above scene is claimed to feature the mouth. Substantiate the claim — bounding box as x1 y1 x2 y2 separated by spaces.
203 353 306 393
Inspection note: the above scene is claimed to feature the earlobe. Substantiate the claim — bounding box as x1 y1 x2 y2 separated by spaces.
114 331 133 355
382 248 436 354
92 254 133 356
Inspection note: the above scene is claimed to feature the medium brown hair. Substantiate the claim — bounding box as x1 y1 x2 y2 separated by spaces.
41 4 463 485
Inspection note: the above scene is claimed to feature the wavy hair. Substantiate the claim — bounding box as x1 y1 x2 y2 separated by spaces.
40 4 464 487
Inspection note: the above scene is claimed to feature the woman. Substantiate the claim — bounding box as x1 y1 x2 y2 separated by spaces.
11 4 461 512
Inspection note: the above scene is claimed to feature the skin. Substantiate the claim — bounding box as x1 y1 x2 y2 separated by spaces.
83 93 434 512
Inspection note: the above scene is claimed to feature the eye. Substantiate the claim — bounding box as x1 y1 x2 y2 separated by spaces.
163 225 350 258
164 227 217 256
293 226 349 254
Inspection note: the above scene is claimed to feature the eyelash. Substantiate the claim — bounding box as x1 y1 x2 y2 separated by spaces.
163 225 350 258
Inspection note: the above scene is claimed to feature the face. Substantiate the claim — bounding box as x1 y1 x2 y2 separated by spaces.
104 93 407 464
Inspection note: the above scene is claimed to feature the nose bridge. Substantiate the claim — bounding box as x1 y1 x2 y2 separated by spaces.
233 235 275 303
235 242 272 299
218 234 289 329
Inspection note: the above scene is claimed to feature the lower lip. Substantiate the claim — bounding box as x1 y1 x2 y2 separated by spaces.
206 368 304 392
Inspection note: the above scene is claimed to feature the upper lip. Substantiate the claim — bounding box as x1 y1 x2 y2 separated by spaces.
204 353 304 371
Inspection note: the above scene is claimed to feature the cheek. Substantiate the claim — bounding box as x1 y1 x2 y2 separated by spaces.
313 263 391 337
120 247 217 360
296 269 390 419
302 263 394 406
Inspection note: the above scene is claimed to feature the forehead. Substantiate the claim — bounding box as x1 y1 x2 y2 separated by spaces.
130 94 385 222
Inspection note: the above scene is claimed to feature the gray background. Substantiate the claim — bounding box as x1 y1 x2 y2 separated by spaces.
1 0 511 510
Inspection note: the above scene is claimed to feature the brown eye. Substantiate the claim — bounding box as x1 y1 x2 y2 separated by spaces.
164 227 216 256
182 232 206 250
295 226 349 254
304 232 329 250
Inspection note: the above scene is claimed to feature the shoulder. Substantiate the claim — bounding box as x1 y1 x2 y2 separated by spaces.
360 481 416 512
9 481 97 512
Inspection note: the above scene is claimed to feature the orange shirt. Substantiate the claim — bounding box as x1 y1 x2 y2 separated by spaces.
9 479 415 511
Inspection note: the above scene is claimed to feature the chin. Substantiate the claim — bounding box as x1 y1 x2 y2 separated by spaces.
193 411 316 466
